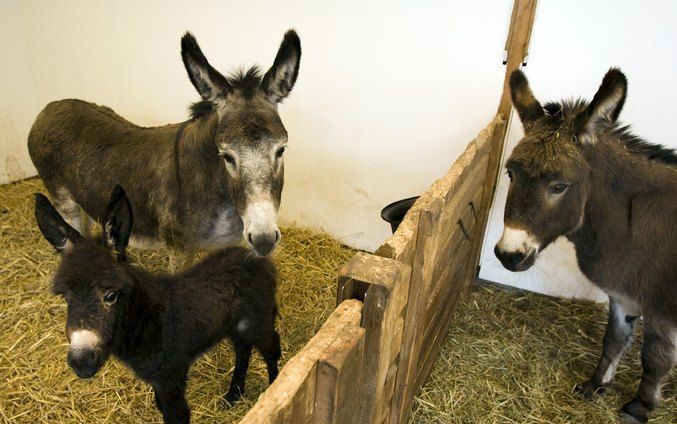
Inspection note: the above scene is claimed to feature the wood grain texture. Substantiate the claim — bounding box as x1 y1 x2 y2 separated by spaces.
314 324 366 424
337 252 412 424
239 300 363 424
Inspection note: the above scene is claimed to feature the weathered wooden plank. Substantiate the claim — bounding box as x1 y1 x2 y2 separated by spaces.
314 323 366 424
337 252 412 424
239 300 363 424
390 199 442 424
414 283 466 392
421 250 472 352
497 0 539 118
424 239 473 327
429 161 488 285
427 185 484 310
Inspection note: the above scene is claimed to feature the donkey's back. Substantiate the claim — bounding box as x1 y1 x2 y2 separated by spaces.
29 99 183 246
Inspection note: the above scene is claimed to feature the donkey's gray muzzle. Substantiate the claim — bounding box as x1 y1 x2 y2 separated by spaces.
247 229 281 257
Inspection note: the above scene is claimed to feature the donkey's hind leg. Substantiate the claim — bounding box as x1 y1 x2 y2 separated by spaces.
256 329 281 383
619 317 675 424
225 336 253 404
577 297 639 398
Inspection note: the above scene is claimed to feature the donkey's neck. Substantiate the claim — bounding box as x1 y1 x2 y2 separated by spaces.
112 266 167 362
586 135 673 201
183 112 220 153
567 136 674 281
170 111 235 245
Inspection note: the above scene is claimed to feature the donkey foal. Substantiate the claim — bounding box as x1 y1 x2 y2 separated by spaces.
35 186 281 424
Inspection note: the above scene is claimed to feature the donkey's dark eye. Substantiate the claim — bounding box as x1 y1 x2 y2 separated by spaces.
550 183 569 195
103 291 118 304
220 152 235 165
276 147 286 158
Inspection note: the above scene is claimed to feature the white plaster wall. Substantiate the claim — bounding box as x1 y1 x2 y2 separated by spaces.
479 0 677 301
0 1 39 183
0 0 511 251
2 1 675 300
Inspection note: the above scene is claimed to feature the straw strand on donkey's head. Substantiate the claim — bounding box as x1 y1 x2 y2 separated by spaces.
494 68 677 424
28 30 301 262
35 186 281 424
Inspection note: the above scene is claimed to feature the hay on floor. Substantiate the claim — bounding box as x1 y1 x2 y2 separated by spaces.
1 178 674 423
0 178 355 423
410 284 676 423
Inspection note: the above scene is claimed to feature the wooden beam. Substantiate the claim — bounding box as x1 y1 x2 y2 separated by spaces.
239 300 363 424
337 252 412 424
314 323 366 424
467 0 538 283
497 0 539 119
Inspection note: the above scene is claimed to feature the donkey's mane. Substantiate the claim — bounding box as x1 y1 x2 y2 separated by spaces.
611 126 677 166
544 99 677 166
189 66 263 119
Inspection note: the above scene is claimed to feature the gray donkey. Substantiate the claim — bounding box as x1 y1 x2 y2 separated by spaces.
494 68 676 423
28 30 301 260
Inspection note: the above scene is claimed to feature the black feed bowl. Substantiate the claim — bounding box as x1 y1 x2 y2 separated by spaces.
380 196 420 234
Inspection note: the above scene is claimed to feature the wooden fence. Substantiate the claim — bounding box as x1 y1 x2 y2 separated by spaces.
240 115 502 424
239 1 537 421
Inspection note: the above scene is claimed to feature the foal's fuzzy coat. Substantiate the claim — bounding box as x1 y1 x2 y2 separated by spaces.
495 68 676 424
35 186 280 424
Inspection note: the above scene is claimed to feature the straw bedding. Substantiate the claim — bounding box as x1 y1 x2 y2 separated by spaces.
410 284 676 423
1 178 674 423
0 178 354 423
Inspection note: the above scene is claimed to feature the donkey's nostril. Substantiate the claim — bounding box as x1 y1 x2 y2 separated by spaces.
274 230 281 244
247 233 254 245
494 245 535 272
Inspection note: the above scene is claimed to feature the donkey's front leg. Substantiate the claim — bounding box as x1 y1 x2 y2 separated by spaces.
153 378 190 424
619 317 675 424
577 297 638 398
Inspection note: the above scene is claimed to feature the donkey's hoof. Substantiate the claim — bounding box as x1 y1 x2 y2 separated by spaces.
619 400 650 424
575 380 609 398
224 390 243 406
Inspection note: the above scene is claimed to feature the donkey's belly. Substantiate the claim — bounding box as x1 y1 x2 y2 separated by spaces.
194 206 244 249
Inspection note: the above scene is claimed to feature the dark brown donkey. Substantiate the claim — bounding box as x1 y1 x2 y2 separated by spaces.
28 30 301 260
494 69 676 423
35 186 280 424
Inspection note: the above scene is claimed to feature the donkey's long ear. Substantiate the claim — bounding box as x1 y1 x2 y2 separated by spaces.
103 185 133 261
578 68 627 144
34 193 82 253
510 70 544 131
260 30 301 103
181 32 231 104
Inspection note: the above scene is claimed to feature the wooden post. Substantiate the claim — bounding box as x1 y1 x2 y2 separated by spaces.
314 323 366 424
239 300 363 424
337 252 412 424
467 0 538 283
390 199 442 424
